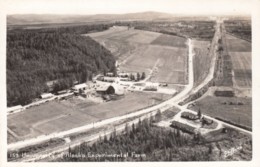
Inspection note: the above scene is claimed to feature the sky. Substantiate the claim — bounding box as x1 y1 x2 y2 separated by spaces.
3 0 252 15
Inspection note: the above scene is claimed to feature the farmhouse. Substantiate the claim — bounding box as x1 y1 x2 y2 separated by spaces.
7 105 24 114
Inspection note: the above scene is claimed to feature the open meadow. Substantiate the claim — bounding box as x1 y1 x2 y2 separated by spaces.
86 26 188 84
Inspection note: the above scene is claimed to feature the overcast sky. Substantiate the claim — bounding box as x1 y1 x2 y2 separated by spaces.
4 0 251 15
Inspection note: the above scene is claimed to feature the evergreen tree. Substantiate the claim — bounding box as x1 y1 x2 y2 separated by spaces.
197 108 202 119
141 72 146 80
137 72 140 81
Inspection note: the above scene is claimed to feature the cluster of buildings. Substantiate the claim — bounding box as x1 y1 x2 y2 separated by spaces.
7 69 166 114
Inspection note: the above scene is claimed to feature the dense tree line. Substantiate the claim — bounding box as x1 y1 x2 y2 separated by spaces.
115 21 215 40
57 118 212 162
9 23 113 35
7 26 116 106
224 20 251 42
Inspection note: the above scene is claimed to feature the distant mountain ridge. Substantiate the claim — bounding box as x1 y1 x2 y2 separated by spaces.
7 11 175 25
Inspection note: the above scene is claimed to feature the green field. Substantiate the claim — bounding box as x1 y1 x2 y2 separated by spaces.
8 92 171 143
87 26 188 84
190 96 252 128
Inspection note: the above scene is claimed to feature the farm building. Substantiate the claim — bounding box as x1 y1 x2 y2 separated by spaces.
73 83 87 92
40 93 54 99
96 83 124 95
144 82 159 90
106 72 114 77
96 85 115 95
118 72 130 78
7 105 24 114
104 77 117 83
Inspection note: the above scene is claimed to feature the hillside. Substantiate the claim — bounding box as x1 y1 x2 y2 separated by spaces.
7 29 116 106
7 12 174 25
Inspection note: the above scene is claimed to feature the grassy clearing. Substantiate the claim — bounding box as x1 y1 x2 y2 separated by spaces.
189 96 252 128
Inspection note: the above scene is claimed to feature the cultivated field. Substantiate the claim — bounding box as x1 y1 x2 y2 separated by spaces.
151 34 187 48
230 52 251 87
225 33 251 88
7 92 171 143
190 96 252 128
225 34 251 52
192 40 212 87
86 26 188 84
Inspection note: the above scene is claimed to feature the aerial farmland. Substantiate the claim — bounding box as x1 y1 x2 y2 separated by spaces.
86 26 188 84
189 19 252 131
6 12 253 162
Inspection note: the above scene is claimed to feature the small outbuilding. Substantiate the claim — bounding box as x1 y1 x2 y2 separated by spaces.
40 93 54 99
73 83 87 92
7 105 24 114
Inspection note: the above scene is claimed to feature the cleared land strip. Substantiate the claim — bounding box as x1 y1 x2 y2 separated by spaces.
191 22 221 93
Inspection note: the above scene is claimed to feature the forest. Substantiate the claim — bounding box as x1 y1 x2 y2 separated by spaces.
7 24 116 106
56 118 213 162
